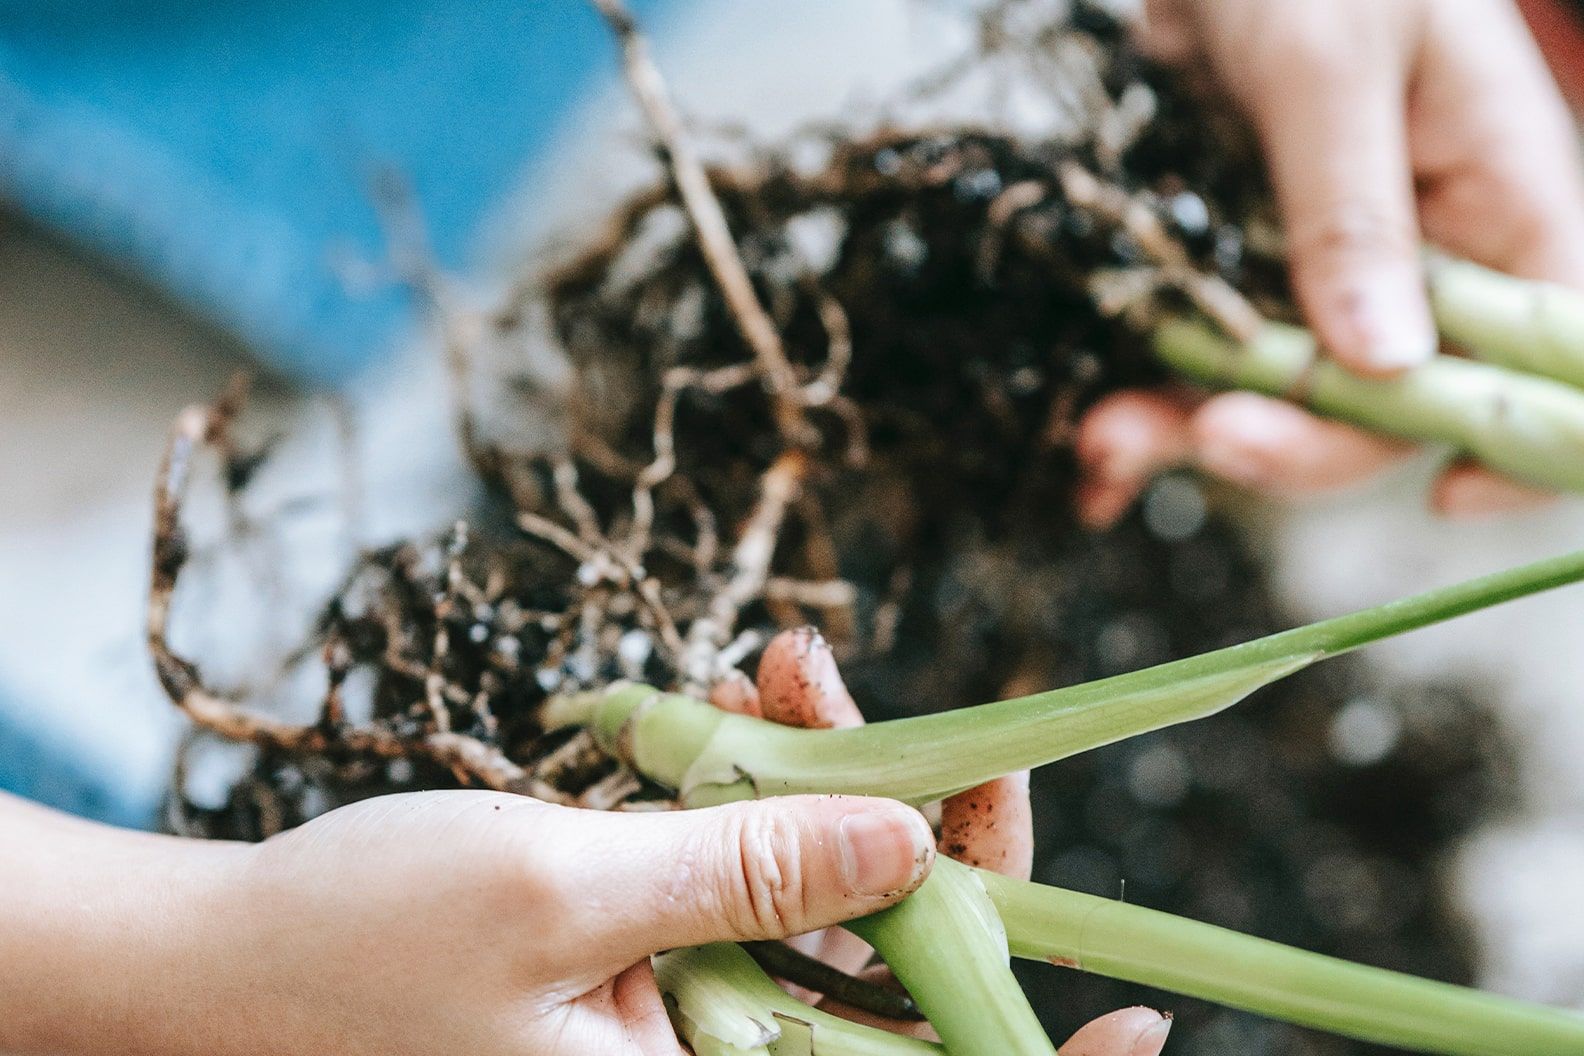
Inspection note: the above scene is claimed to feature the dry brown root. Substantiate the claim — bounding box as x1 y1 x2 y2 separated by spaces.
739 942 923 1023
679 450 810 694
148 386 567 802
1055 160 1264 341
590 0 807 442
155 139 857 813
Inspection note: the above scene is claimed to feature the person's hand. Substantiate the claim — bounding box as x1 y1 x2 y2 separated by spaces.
1 640 1167 1056
1076 0 1584 522
226 790 946 1056
721 628 1174 1055
0 785 934 1056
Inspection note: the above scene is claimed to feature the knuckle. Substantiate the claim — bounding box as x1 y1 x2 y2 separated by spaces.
487 810 574 907
1289 202 1416 272
723 809 809 937
493 841 561 911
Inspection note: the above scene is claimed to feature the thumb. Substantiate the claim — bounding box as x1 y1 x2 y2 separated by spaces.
570 796 934 968
1059 1007 1172 1056
1246 30 1435 375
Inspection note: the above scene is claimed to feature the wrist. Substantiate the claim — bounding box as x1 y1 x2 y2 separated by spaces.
0 797 254 1056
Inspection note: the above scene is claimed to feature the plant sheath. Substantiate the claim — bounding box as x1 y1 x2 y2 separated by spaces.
1426 252 1584 389
1152 316 1584 493
980 869 1584 1056
847 858 1057 1056
654 942 942 1056
545 548 1584 806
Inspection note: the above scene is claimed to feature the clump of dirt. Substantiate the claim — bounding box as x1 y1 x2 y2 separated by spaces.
156 4 1517 1052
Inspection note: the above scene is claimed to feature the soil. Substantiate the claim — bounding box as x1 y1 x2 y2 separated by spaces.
162 4 1519 1053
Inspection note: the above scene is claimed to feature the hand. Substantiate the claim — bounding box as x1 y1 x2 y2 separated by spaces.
723 628 1174 1055
1 639 1166 1056
1077 0 1584 522
0 787 934 1056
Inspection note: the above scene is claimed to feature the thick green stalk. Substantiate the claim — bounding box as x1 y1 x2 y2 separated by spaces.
1152 316 1584 493
979 870 1584 1056
847 857 1055 1056
654 942 942 1055
1427 252 1584 389
546 548 1584 806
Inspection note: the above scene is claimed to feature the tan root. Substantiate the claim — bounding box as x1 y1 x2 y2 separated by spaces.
147 385 568 801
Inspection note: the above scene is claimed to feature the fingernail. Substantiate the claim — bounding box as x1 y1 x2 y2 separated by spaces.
1338 270 1436 373
801 631 862 729
839 808 933 897
1130 1014 1173 1056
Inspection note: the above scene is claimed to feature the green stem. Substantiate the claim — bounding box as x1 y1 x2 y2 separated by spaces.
1152 315 1584 493
848 858 1055 1055
979 870 1584 1056
654 943 942 1055
1427 251 1584 389
549 548 1584 806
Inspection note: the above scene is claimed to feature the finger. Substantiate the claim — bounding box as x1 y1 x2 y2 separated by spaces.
1136 0 1197 65
1059 1007 1173 1056
756 627 864 729
1189 391 1411 494
1525 0 1584 109
811 926 876 979
1401 4 1582 509
939 771 1033 879
1432 461 1557 517
1414 0 1584 288
1243 17 1435 374
752 627 876 974
1074 390 1196 529
708 669 763 717
564 796 934 970
560 960 686 1056
1075 472 1148 533
611 960 688 1056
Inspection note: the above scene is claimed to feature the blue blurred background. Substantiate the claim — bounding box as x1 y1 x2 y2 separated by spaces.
0 0 669 386
0 0 674 824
